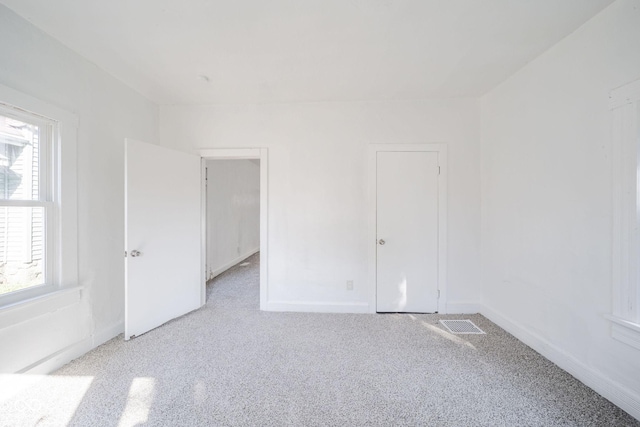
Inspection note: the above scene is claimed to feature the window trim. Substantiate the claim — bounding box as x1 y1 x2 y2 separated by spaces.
609 77 640 350
0 105 56 304
0 83 78 309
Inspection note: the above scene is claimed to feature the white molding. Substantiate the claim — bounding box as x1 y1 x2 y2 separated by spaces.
20 321 123 375
606 315 640 351
367 143 448 313
267 300 370 314
444 301 481 314
198 148 260 159
0 83 79 304
612 323 640 352
610 78 640 339
482 304 640 422
0 83 78 127
200 148 269 311
607 315 640 333
367 147 377 312
259 148 269 311
200 158 207 306
0 287 82 329
209 247 260 279
92 321 124 347
438 145 448 312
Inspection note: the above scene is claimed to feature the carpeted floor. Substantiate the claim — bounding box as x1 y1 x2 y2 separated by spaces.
1 252 638 426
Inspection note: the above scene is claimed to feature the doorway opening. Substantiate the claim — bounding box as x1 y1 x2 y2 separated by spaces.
205 158 260 303
200 148 268 311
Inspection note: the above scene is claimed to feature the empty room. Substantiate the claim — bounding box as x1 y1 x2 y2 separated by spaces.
0 0 639 425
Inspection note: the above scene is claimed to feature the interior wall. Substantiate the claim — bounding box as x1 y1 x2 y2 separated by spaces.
0 6 158 372
481 0 640 407
206 159 260 279
160 98 482 312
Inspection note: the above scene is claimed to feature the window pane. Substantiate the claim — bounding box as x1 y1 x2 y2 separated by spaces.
0 114 40 201
0 206 45 295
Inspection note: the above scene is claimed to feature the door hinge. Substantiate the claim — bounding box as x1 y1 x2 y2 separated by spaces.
437 289 441 299
438 166 441 175
124 251 127 258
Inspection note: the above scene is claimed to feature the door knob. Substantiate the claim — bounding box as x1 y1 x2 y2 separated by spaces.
130 250 141 257
378 239 385 245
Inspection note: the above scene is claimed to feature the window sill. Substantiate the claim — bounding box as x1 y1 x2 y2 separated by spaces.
0 287 83 329
606 315 640 351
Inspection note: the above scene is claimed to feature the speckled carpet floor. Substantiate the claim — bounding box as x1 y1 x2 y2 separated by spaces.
1 253 638 426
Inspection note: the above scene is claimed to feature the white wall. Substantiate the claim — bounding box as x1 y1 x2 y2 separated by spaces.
161 99 481 312
206 159 260 279
481 0 640 414
0 6 158 372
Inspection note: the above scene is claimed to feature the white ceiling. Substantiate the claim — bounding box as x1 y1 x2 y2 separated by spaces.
1 0 613 105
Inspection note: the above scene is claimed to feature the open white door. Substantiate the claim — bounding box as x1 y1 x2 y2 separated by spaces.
125 139 202 340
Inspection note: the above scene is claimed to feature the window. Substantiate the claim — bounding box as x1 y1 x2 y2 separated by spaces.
0 106 55 302
0 83 78 310
609 78 640 350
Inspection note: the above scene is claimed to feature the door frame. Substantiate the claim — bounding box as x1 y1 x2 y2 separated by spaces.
367 143 448 313
199 148 268 310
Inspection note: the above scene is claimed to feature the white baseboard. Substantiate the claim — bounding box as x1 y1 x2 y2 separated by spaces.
444 301 481 314
21 321 124 375
92 321 124 349
209 247 259 280
481 304 640 422
267 300 370 314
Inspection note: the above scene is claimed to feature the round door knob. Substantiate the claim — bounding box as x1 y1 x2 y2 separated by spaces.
378 239 385 245
130 250 141 257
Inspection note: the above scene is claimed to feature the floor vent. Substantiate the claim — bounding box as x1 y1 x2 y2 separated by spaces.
439 319 485 334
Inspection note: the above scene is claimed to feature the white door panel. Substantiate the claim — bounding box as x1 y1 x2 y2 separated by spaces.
376 151 439 313
125 139 202 339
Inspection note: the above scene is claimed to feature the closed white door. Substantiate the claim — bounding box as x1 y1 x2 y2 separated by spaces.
376 151 439 313
125 139 203 339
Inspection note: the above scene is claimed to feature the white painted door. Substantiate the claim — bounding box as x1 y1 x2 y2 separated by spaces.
125 139 202 339
376 151 439 313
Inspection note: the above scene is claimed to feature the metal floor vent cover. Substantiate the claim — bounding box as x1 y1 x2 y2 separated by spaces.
439 319 485 334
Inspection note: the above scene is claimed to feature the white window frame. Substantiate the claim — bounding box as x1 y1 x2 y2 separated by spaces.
0 84 78 310
0 105 56 302
609 77 640 350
